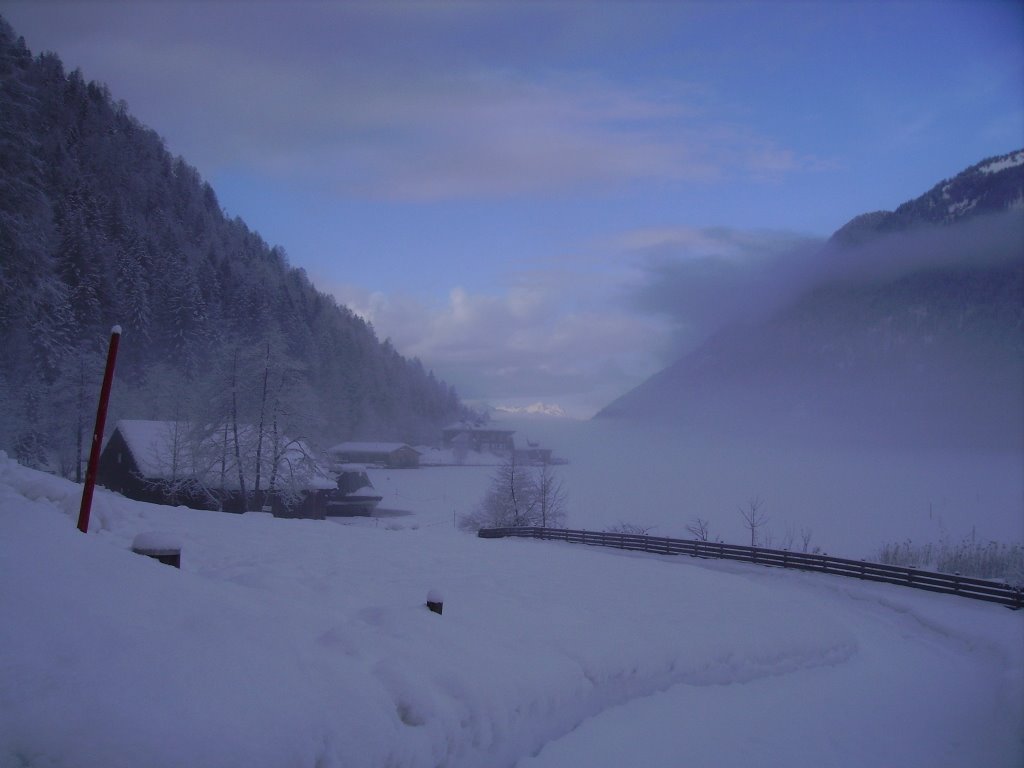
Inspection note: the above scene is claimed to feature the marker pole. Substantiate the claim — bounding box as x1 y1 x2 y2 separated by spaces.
77 326 122 533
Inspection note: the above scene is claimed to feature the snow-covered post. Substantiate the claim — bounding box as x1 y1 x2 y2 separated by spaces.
132 532 182 569
426 589 444 615
76 326 121 534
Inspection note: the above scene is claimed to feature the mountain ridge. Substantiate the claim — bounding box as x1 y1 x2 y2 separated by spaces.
831 149 1024 244
597 151 1024 452
0 17 466 471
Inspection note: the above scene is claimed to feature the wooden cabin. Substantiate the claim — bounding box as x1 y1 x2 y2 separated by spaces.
98 420 338 518
328 442 421 468
441 421 516 454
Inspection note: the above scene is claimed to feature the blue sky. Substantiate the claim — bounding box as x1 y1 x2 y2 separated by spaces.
3 1 1022 416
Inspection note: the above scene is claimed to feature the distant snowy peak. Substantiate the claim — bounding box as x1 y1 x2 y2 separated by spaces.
493 402 569 419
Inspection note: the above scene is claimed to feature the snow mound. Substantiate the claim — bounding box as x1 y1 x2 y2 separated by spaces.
0 454 1021 767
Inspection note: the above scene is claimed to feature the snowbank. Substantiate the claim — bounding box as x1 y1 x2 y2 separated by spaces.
0 453 1021 767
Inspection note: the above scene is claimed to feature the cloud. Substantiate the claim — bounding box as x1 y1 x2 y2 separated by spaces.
164 59 815 200
624 211 1024 360
208 67 832 201
322 211 1024 418
7 2 831 201
620 227 824 356
323 271 673 418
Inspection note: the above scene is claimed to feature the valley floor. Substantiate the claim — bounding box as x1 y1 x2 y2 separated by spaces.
1 454 1021 767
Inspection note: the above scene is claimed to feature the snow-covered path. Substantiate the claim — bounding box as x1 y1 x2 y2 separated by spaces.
520 556 1023 767
1 454 1021 767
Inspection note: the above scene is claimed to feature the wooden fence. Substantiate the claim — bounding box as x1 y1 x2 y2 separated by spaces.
478 526 1023 609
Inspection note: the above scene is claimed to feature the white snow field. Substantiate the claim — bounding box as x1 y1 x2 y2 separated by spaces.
485 416 1024 557
1 450 1022 768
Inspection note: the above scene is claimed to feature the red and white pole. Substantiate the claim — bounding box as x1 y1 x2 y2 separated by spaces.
77 325 121 534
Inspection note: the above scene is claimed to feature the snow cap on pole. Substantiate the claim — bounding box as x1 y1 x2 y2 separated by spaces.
111 325 122 335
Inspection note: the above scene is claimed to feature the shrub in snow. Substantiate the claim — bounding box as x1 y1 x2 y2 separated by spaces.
458 458 567 531
604 522 654 536
878 535 1024 585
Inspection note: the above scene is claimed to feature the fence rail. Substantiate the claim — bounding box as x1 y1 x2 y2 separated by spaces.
478 526 1023 609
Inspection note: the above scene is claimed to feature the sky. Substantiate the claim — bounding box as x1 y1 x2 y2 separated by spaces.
2 0 1022 417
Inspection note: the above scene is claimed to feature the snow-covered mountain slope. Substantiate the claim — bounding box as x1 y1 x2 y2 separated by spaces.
2 453 1022 767
598 154 1024 453
832 148 1024 244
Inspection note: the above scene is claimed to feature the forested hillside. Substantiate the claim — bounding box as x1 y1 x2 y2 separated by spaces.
0 18 465 474
597 152 1024 452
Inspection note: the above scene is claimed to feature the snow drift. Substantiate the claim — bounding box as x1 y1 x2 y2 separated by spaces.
0 452 1021 767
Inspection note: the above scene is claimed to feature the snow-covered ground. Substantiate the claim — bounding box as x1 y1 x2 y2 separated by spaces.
2 447 1022 767
483 416 1024 558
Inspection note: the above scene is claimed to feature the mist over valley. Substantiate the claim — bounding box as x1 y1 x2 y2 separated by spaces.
1 7 1022 766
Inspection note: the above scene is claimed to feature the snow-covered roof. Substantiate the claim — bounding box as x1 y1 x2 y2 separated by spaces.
114 420 192 479
110 420 335 490
328 442 420 455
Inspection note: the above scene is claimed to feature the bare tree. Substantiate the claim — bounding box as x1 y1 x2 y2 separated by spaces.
459 457 568 531
229 347 247 509
739 496 769 548
252 341 272 509
534 462 567 528
505 454 536 526
800 527 818 554
686 517 710 541
458 456 532 530
142 419 221 509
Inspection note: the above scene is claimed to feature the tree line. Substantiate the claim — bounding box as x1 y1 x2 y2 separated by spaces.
0 18 468 474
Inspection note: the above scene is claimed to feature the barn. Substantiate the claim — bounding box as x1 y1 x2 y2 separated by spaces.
441 421 516 454
98 420 338 518
512 436 554 466
328 442 421 468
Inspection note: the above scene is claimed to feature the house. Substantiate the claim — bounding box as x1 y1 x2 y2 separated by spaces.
512 436 554 466
441 421 516 454
327 465 383 516
98 420 338 518
328 442 421 468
